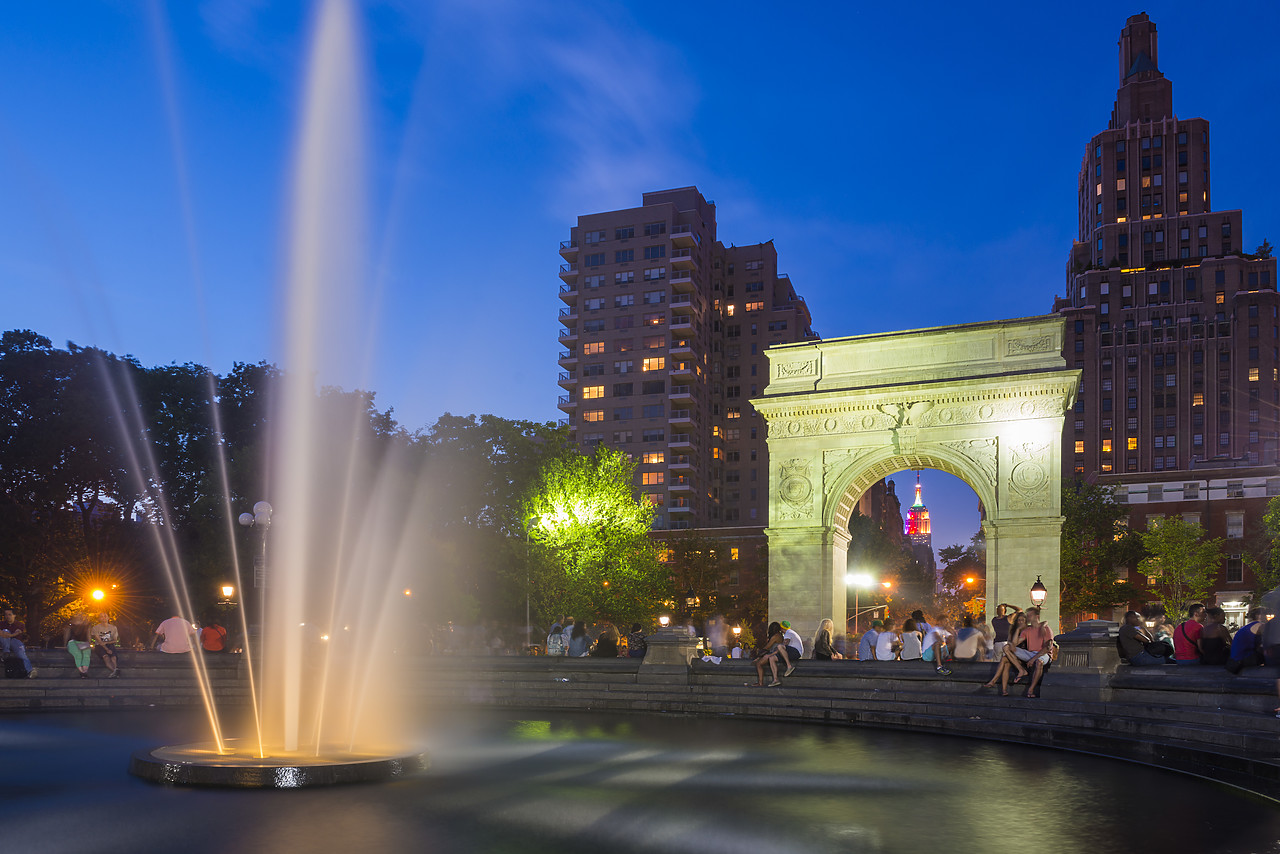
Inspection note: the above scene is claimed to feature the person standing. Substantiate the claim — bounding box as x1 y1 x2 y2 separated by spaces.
90 611 122 677
858 620 882 661
1 608 37 678
1173 603 1206 666
153 614 198 654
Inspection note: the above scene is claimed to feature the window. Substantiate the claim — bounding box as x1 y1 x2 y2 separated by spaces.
643 493 665 507
641 471 664 485
582 385 604 400
582 432 603 447
642 357 665 372
584 297 604 311
583 363 604 376
584 253 605 266
582 319 605 333
1226 555 1244 584
584 230 605 244
613 360 633 373
642 312 665 327
643 336 665 350
744 281 764 292
745 301 765 312
615 250 634 263
1226 512 1245 539
583 274 604 289
612 430 632 443
1074 440 1085 454
614 316 634 330
643 221 666 236
583 409 604 422
612 407 632 421
642 451 665 464
644 245 666 260
641 404 664 418
643 267 666 281
615 294 634 308
767 321 788 332
641 380 665 395
615 271 635 285
583 341 605 356
1127 437 1138 451
641 429 664 442
1102 439 1112 453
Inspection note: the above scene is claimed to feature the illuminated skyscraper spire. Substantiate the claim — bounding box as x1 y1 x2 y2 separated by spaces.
904 471 936 580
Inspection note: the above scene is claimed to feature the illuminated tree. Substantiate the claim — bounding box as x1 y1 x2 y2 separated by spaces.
1059 481 1144 618
522 446 665 628
1140 516 1223 618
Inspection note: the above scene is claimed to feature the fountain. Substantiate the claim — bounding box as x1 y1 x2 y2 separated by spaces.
129 0 426 787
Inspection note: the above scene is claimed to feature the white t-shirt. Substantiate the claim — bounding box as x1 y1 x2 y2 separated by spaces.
922 626 951 653
155 617 195 653
730 647 743 659
900 632 923 660
875 630 898 660
953 627 982 659
858 630 879 660
783 628 804 654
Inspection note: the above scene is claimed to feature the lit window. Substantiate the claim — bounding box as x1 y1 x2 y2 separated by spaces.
583 410 604 422
1216 291 1225 305
642 451 665 464
1192 392 1204 406
641 471 665 485
726 305 736 316
642 357 666 372
582 385 604 399
583 342 605 355
1116 178 1126 191
1102 439 1112 453
1127 437 1138 451
730 547 739 561
746 301 765 312
1074 440 1085 454
644 493 665 507
712 447 723 460
1249 367 1260 381
726 407 741 419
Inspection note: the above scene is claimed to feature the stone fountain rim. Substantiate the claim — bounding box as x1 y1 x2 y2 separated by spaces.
128 741 428 788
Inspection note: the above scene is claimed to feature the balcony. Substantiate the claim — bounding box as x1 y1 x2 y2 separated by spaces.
559 240 579 260
559 305 578 320
671 315 693 331
671 224 699 248
669 409 693 424
670 293 692 306
670 384 691 400
558 371 577 387
558 327 578 343
559 263 578 282
668 454 693 470
670 339 693 356
669 499 694 512
558 350 578 367
669 433 692 448
559 282 578 302
669 477 693 492
557 394 577 410
670 248 697 270
670 361 693 377
670 271 693 290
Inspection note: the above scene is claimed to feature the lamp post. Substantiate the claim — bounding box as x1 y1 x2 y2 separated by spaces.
845 572 873 636
238 500 272 645
524 516 542 653
1030 576 1048 608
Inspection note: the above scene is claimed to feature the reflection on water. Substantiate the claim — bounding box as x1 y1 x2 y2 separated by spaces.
5 710 1280 854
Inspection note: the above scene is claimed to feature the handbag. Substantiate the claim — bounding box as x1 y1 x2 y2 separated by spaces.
1144 639 1174 658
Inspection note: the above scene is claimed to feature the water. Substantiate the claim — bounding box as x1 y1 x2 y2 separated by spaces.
5 709 1278 854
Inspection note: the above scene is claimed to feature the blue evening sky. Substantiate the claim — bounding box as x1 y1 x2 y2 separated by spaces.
2 1 1277 561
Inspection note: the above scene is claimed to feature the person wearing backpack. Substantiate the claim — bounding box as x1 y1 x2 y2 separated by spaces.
546 616 566 656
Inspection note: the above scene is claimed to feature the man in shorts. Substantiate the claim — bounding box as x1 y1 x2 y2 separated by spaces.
779 621 803 673
1011 607 1055 698
921 615 954 676
90 611 122 677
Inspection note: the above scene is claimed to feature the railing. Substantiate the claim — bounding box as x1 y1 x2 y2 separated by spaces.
670 385 690 396
670 409 691 420
671 316 692 327
560 240 577 250
671 294 691 305
560 264 577 274
669 455 691 466
670 433 690 444
670 272 692 283
671 248 695 261
559 351 575 361
559 306 576 317
558 329 575 339
560 282 576 294
558 371 576 382
671 224 701 245
558 394 575 405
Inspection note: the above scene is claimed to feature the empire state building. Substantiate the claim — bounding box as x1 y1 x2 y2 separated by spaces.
904 473 937 579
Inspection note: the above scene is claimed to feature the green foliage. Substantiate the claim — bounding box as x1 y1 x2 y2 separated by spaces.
522 446 665 628
936 532 985 616
1246 496 1280 602
1254 239 1273 260
1140 516 1223 618
1059 480 1145 617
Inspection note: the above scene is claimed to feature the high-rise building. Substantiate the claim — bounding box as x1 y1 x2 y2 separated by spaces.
904 473 937 579
558 187 817 601
1056 14 1278 622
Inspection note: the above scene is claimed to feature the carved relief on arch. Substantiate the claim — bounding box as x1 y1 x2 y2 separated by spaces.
776 457 815 521
1007 441 1052 510
822 448 872 496
938 438 998 494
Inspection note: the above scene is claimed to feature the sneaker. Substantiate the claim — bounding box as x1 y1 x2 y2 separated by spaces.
767 680 782 687
784 665 796 677
78 672 89 679
936 666 952 676
26 668 37 679
107 670 119 679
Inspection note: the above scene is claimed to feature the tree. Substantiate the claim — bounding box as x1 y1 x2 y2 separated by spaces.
522 446 665 628
1140 516 1223 618
1059 481 1144 618
937 532 986 616
1254 239 1273 260
660 533 731 622
846 508 932 619
1244 496 1280 603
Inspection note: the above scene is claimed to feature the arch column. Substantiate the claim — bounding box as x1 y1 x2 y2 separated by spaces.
765 525 848 652
984 516 1063 631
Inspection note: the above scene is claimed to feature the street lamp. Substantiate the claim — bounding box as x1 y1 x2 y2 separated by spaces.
845 572 874 636
238 500 272 648
1030 576 1048 607
684 587 697 623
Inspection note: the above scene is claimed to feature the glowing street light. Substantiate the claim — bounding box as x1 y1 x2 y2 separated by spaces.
1030 576 1048 607
221 584 235 600
845 572 876 636
90 589 105 602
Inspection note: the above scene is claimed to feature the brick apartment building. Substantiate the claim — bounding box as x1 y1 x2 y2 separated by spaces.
557 187 816 609
1055 14 1279 623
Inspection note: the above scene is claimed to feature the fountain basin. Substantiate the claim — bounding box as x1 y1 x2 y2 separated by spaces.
129 739 427 788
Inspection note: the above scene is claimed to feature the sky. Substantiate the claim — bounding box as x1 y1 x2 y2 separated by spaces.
2 1 1278 563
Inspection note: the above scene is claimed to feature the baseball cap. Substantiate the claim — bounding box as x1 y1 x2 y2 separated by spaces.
780 621 791 629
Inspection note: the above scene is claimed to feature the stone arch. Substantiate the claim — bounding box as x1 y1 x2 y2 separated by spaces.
751 316 1078 643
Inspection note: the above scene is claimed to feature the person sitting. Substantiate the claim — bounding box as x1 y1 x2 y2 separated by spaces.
952 615 985 663
1227 607 1266 672
874 618 901 661
626 623 648 659
811 619 842 660
590 624 619 657
1117 610 1174 666
567 622 590 657
983 611 1029 693
899 619 923 661
1172 603 1206 666
1196 607 1232 666
858 620 882 660
779 621 804 668
749 621 792 687
921 616 953 675
1014 607 1055 698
